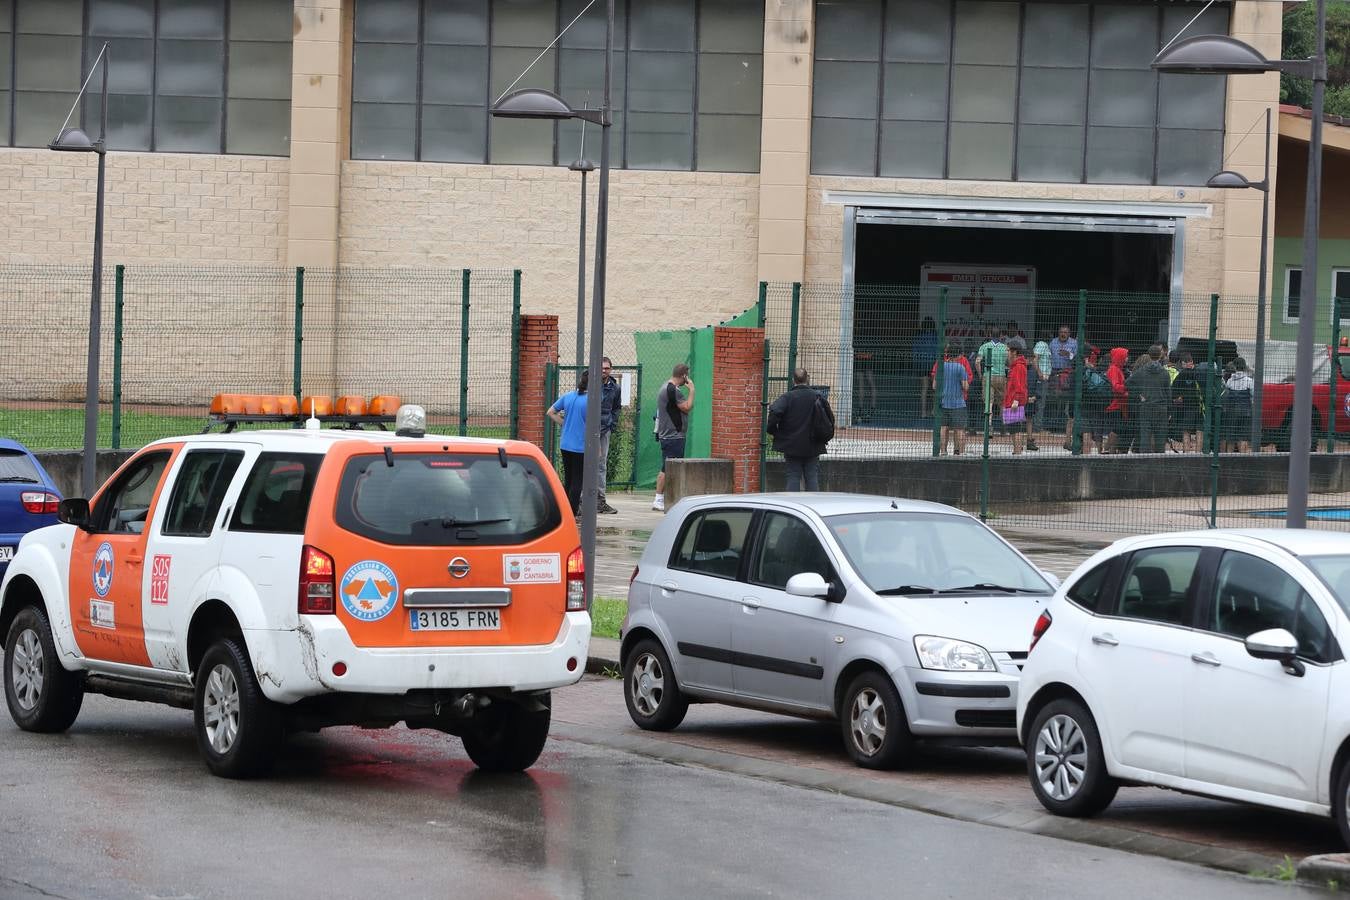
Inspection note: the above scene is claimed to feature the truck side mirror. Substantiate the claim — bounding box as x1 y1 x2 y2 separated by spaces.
58 498 91 531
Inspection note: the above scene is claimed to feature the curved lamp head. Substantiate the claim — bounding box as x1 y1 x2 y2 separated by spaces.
1153 34 1315 77
492 88 607 125
568 158 596 173
49 127 101 153
1206 169 1269 192
493 88 575 120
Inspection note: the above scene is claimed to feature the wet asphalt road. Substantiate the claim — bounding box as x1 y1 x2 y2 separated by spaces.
0 696 1326 900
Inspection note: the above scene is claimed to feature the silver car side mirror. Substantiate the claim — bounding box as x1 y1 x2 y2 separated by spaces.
786 572 831 600
1244 627 1305 677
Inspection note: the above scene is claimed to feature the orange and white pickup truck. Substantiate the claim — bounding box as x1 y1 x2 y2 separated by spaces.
1 406 589 777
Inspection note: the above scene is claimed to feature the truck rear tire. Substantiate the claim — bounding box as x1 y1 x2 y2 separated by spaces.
194 637 281 779
4 605 83 733
461 693 551 773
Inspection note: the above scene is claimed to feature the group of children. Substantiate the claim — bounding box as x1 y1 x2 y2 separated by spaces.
931 337 1257 456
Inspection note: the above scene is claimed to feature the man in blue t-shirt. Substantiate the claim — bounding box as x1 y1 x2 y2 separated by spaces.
546 370 589 515
930 344 971 455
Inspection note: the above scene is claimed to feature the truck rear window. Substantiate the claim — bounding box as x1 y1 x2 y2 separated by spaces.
335 453 561 546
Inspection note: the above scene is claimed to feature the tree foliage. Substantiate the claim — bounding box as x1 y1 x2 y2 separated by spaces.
1281 2 1350 117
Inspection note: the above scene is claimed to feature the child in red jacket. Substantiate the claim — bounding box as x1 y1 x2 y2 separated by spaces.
1004 341 1029 455
1103 347 1130 453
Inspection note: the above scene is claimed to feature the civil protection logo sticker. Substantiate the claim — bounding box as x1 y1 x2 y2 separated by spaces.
339 560 399 622
93 542 114 598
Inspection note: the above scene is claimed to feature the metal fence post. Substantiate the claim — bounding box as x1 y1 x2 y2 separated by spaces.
1330 296 1341 454
756 281 767 328
633 364 643 490
459 269 471 436
544 363 558 459
111 264 124 450
293 266 304 401
760 337 771 492
1071 289 1087 455
932 287 947 457
980 346 992 521
510 269 522 440
1208 292 1220 528
787 282 801 378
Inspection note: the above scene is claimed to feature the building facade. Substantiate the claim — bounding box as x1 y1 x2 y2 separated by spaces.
0 0 1283 353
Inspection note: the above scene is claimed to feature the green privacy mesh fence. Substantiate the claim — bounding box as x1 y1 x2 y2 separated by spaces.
758 281 1350 535
0 264 521 450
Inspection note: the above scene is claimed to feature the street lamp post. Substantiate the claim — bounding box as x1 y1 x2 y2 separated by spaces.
492 0 613 606
1154 11 1327 528
1205 106 1271 451
568 158 595 369
49 42 111 499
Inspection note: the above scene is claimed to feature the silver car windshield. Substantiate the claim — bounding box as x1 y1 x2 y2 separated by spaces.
1303 555 1350 616
825 512 1051 596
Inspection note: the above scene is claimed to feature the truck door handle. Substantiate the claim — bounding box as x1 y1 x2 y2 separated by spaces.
660 581 678 592
1191 652 1222 668
740 597 761 609
126 553 144 567
1091 634 1119 647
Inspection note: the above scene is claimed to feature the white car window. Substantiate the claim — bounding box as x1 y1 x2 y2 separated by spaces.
1210 551 1336 664
1114 547 1201 626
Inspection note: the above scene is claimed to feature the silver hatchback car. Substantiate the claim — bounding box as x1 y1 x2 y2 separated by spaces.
620 494 1056 768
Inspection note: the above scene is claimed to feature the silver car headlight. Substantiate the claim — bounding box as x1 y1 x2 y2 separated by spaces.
914 635 996 672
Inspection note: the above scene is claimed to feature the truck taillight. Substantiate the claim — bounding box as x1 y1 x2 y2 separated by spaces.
20 491 59 514
566 546 586 611
1029 610 1053 654
299 545 336 614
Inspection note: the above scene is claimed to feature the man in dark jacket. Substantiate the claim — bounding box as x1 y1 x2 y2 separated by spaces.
597 356 622 514
767 368 835 491
1126 344 1171 453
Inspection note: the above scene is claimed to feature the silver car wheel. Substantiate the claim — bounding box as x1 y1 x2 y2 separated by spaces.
849 687 887 756
1034 713 1089 801
11 627 44 711
629 652 665 717
203 664 241 755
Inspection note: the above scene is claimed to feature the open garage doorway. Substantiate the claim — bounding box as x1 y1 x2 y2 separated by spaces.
839 204 1185 426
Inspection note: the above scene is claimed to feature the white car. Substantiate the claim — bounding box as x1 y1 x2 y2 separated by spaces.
621 494 1057 768
1017 529 1350 846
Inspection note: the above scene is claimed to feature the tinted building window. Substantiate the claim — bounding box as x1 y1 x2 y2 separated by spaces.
351 0 763 172
811 0 1228 185
1 0 292 154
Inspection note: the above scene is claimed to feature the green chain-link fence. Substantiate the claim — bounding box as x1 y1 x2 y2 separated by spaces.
0 264 521 449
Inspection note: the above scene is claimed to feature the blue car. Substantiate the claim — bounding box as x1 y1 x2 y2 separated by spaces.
0 439 61 575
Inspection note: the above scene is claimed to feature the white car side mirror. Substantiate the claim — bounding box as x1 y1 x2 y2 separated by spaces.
1244 628 1305 677
1039 569 1061 589
786 572 831 599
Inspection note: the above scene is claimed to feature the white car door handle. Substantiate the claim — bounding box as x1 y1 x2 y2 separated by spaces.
1191 653 1222 668
1091 634 1119 647
660 581 678 592
740 597 761 609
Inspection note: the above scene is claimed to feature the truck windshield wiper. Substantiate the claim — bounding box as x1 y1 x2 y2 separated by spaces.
875 584 936 595
937 583 1048 595
412 516 513 529
0 476 39 483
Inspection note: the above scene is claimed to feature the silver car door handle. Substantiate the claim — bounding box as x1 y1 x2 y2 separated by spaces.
660 581 678 592
740 597 761 609
1091 634 1119 647
1191 653 1222 668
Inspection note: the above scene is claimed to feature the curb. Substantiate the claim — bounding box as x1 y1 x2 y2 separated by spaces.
1299 854 1350 891
549 721 1286 880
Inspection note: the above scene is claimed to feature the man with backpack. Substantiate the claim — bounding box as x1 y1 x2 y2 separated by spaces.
767 368 836 491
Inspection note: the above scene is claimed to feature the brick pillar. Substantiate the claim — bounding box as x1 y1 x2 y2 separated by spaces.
517 315 559 449
711 326 765 493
